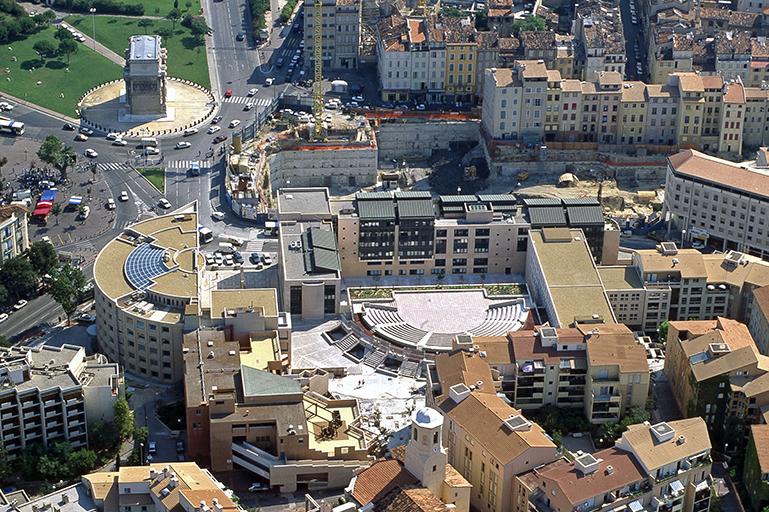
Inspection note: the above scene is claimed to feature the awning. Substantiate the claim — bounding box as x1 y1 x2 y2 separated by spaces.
40 189 57 202
32 205 52 216
670 480 685 495
69 196 82 205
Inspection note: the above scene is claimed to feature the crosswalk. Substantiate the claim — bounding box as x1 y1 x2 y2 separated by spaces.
97 162 130 172
222 96 273 106
98 161 209 171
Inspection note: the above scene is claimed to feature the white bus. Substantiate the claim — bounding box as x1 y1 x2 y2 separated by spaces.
140 137 158 148
0 118 24 136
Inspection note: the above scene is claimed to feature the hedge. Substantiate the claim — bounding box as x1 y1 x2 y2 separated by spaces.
52 0 144 16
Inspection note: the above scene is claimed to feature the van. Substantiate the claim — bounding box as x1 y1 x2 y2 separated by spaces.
189 162 201 176
78 206 90 219
199 227 213 244
140 137 158 148
218 242 235 254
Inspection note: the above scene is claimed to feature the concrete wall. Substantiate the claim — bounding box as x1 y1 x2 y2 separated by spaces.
268 147 377 192
376 120 480 160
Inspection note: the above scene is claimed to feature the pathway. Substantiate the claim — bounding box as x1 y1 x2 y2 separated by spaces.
58 21 126 67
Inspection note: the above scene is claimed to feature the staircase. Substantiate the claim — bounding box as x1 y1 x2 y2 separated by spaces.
362 349 387 368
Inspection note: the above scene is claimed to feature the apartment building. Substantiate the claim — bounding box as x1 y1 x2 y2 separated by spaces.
743 424 769 511
748 286 769 355
183 329 371 492
303 0 361 70
0 344 119 459
664 149 769 259
346 407 471 511
82 463 242 512
526 228 616 327
0 205 28 264
444 17 478 104
516 418 713 512
573 0 626 81
435 384 558 512
664 318 769 449
599 244 769 332
648 33 695 85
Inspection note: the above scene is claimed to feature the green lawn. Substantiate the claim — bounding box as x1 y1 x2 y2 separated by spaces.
138 167 165 192
66 15 210 88
136 0 200 16
0 26 123 116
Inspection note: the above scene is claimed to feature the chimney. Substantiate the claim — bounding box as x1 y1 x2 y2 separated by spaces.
605 465 614 475
150 468 156 479
677 435 686 445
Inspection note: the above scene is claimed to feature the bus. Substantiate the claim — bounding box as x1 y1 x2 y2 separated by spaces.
140 137 158 148
0 118 24 136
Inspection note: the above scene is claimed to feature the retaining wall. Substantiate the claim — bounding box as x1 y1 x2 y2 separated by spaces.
375 119 480 160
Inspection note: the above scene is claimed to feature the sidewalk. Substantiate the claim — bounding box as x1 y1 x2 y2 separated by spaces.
58 21 125 67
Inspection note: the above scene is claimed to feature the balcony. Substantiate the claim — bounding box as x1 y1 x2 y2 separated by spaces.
592 392 621 403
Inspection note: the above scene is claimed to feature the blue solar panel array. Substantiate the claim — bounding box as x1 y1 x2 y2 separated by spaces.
124 243 170 290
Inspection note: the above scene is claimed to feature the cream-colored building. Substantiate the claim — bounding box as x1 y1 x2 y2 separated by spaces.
664 150 769 259
83 462 242 512
0 205 29 264
303 0 361 70
94 203 291 383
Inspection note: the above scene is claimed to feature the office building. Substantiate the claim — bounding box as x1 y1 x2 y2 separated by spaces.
0 344 119 459
0 205 29 264
526 228 616 327
664 149 769 260
183 329 370 492
748 286 769 356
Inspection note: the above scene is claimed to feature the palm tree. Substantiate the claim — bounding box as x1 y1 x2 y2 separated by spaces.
58 146 76 183
0 156 7 190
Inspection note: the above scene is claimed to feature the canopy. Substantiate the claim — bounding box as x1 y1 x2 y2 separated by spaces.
40 189 57 202
32 204 52 217
68 196 82 205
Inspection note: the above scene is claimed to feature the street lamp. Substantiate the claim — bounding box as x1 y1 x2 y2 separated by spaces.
139 442 144 465
89 8 97 51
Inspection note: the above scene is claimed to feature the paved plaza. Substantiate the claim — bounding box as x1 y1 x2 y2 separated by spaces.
395 290 493 333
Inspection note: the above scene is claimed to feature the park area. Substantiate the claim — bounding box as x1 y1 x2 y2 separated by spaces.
66 15 210 88
0 26 122 116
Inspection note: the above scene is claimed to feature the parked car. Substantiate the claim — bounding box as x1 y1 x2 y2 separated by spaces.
63 123 76 131
211 211 225 221
79 127 94 136
148 440 157 454
77 313 96 323
106 132 120 140
248 88 258 96
13 300 27 311
213 134 228 144
0 102 13 112
106 198 116 210
75 133 89 142
236 31 246 41
112 138 128 146
248 483 269 492
158 198 172 209
249 252 261 264
0 313 8 323
211 115 223 124
262 254 273 265
229 119 241 128
233 251 244 264
84 149 98 158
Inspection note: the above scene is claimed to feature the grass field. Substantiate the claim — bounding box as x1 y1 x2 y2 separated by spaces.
0 27 123 116
137 0 200 16
138 167 165 192
66 15 210 88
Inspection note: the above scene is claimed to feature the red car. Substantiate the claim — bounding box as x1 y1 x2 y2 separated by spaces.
224 88 233 98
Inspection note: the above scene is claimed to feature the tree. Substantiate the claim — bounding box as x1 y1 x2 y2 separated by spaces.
166 8 181 30
658 320 670 343
114 397 134 442
28 240 59 277
37 135 76 182
89 420 118 452
0 446 13 482
49 264 86 324
55 26 74 41
32 39 56 57
36 9 56 25
51 202 62 225
511 16 546 36
58 37 78 63
68 449 98 476
0 258 37 302
0 284 8 307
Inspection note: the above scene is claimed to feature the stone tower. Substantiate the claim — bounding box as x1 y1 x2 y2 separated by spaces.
404 407 447 496
124 35 167 116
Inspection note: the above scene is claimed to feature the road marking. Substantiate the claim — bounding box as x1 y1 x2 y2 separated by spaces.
222 96 272 105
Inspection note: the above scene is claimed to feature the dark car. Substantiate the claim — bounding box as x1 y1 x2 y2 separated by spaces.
249 252 260 264
236 31 246 41
63 123 76 131
176 440 185 453
213 134 228 144
211 115 223 124
233 251 244 264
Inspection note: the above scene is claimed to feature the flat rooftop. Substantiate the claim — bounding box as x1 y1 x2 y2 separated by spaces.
529 228 615 326
598 266 644 290
94 204 200 305
280 221 340 281
208 289 278 319
128 35 161 61
277 188 331 217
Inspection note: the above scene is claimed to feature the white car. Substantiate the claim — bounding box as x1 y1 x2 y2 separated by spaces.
244 103 254 111
13 300 27 311
75 133 89 142
211 211 225 221
248 88 258 96
112 138 128 146
416 104 426 111
106 198 116 210
0 102 13 112
214 254 224 266
207 125 221 134
262 254 273 265
158 198 172 209
119 190 129 201
145 147 160 155
175 141 192 149
183 127 199 136
84 148 98 158
106 132 120 140
229 119 241 128
352 95 364 102
265 78 274 86
0 313 8 323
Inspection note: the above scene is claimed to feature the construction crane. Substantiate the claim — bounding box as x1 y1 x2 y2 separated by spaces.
312 0 324 140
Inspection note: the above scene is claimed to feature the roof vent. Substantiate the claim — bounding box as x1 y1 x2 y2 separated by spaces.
449 383 471 404
677 435 686 445
208 351 215 358
659 242 678 256
605 465 614 475
651 421 676 443
708 343 731 357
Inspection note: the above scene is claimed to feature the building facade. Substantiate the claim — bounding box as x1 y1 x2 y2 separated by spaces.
0 205 29 264
124 35 167 116
303 0 361 70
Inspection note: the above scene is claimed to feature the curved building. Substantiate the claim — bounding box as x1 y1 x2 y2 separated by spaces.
93 204 203 383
